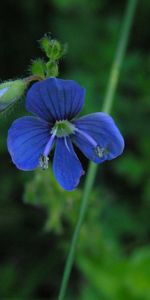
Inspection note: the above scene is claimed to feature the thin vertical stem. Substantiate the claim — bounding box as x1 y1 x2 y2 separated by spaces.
58 163 97 300
57 1 138 299
102 0 137 114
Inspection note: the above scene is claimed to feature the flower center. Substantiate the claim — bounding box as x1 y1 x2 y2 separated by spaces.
51 120 75 137
39 121 75 170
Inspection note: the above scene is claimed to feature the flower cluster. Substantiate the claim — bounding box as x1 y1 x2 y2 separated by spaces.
7 78 124 190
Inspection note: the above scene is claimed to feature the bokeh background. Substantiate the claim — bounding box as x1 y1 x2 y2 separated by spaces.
0 0 150 299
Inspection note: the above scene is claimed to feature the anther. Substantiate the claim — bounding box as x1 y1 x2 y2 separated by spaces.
39 130 56 170
39 155 49 170
95 145 108 158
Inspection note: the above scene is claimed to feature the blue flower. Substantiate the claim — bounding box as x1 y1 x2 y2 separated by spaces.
7 78 124 191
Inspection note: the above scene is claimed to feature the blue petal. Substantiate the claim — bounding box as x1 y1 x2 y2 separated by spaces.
7 116 50 170
53 137 84 191
26 78 85 122
72 113 124 163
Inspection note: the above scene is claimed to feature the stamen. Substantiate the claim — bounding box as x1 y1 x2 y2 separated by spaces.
75 128 97 148
39 155 49 170
75 128 108 159
39 130 56 169
64 137 70 152
43 131 56 156
95 146 108 158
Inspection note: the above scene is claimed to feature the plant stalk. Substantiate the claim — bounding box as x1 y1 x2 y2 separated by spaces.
58 1 138 299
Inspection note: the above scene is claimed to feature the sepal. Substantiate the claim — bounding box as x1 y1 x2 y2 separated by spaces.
46 61 59 77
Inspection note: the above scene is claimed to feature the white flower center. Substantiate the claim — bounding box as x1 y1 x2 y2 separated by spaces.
51 120 75 137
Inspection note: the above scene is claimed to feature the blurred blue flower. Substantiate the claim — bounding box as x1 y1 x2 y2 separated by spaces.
7 78 124 190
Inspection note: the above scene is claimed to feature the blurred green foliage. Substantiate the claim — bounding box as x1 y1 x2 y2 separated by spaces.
24 168 83 233
0 0 150 299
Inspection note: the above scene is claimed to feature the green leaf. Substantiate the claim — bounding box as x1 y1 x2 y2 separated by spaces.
24 167 82 233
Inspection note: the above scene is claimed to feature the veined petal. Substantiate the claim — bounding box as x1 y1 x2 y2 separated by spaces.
7 116 51 170
26 78 85 122
72 113 124 163
53 137 84 191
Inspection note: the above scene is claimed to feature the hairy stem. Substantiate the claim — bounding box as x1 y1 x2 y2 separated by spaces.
24 75 43 84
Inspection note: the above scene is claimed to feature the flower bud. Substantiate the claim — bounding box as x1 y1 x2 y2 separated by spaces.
30 59 46 78
40 36 67 61
46 61 59 77
0 79 27 104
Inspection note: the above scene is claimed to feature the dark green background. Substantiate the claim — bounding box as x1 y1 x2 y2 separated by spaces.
0 0 150 299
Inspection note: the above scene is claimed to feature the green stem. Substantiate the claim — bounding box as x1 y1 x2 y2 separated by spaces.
58 1 138 299
24 75 43 84
58 163 97 300
102 0 138 114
